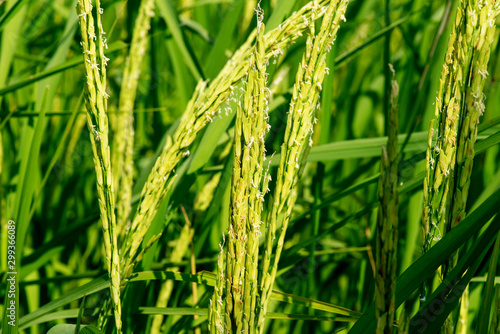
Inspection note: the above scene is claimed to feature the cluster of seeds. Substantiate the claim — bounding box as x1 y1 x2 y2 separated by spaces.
375 65 399 334
421 0 499 331
112 0 155 240
118 0 339 283
76 0 122 332
257 0 349 332
209 10 271 333
208 1 350 332
422 0 499 254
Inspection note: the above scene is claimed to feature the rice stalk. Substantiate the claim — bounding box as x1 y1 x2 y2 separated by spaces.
375 65 399 334
422 0 499 264
76 0 121 332
150 223 192 334
119 0 336 280
210 236 225 333
210 10 270 333
422 0 499 251
112 0 155 238
241 0 258 33
420 1 499 331
257 1 349 332
227 13 270 334
448 1 499 231
119 80 206 278
422 2 470 256
422 0 499 257
0 130 3 216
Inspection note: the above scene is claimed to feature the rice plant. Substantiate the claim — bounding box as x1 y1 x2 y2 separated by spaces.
75 1 122 332
1 0 500 333
209 10 270 332
112 0 155 237
375 65 399 334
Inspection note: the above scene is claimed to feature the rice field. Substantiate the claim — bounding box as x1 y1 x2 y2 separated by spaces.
1 0 500 333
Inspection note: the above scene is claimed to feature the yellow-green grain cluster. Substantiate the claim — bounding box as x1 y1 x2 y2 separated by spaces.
257 1 349 332
119 80 207 279
375 65 399 334
112 0 155 238
210 238 226 333
119 0 337 281
422 0 499 255
449 1 499 230
421 1 499 332
210 10 270 333
76 0 121 332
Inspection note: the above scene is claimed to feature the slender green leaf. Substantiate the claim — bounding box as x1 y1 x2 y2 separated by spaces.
349 187 500 333
155 0 203 80
476 231 500 334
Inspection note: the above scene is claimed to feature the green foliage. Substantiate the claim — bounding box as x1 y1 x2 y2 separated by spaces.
46 324 104 334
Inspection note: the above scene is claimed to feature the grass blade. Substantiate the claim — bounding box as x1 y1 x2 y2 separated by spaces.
349 187 500 333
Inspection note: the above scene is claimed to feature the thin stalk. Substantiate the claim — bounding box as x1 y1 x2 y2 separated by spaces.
422 0 499 262
257 1 350 332
383 0 391 136
112 0 155 239
420 1 500 331
76 0 121 332
210 9 270 332
120 0 335 281
375 65 399 334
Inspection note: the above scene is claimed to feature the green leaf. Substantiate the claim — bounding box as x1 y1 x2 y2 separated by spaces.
79 326 105 334
266 312 353 322
0 42 127 97
476 231 500 334
0 0 26 32
348 187 500 333
265 0 298 32
409 216 500 333
155 0 203 80
266 129 494 164
75 294 86 334
18 275 109 329
47 324 79 334
203 0 245 78
46 324 104 334
187 98 236 174
19 310 78 330
137 307 207 316
136 307 355 322
475 129 500 153
124 270 360 318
